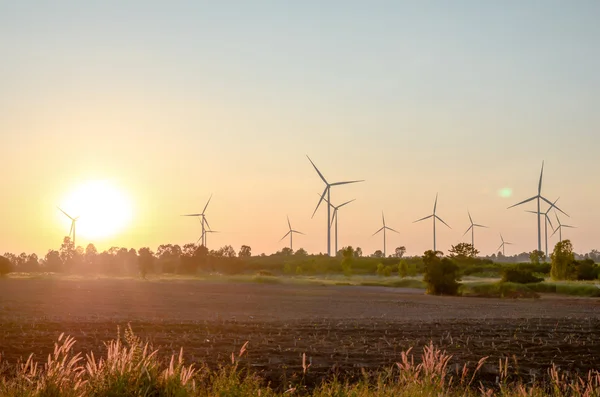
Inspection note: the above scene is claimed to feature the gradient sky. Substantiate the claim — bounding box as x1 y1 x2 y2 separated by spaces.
1 1 599 257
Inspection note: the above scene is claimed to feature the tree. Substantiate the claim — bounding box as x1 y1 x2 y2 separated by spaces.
138 248 154 279
22 253 39 272
239 245 252 258
0 255 13 277
354 247 363 258
551 240 575 280
341 246 354 277
372 250 383 258
294 248 308 257
422 250 460 296
280 247 293 256
394 246 406 258
448 243 479 260
398 260 408 278
217 245 237 258
530 250 546 265
44 250 63 272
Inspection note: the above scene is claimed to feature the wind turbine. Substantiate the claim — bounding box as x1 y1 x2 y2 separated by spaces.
280 216 305 251
508 162 568 253
182 194 213 247
526 197 559 258
413 194 451 252
202 229 219 249
322 196 355 255
497 233 513 256
462 211 488 250
307 156 364 256
372 212 399 257
551 212 576 243
58 207 79 247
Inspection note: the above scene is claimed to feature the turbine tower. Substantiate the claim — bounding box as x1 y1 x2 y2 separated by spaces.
182 194 213 247
307 156 364 256
280 216 305 251
58 207 79 247
414 194 451 252
497 233 513 256
526 197 559 258
322 196 355 255
508 162 568 253
551 212 576 242
372 212 399 257
202 229 219 248
462 211 488 250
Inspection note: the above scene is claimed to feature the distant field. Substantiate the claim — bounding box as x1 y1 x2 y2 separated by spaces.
1 278 599 388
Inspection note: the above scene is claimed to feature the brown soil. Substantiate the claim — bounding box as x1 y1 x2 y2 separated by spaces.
1 278 599 387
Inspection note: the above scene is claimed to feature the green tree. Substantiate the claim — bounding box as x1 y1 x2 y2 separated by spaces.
551 240 575 280
238 245 252 258
372 250 383 258
422 250 460 296
398 260 408 278
138 247 154 279
394 246 406 258
448 243 479 260
0 255 13 277
529 250 546 265
354 247 363 258
294 248 308 257
341 246 354 277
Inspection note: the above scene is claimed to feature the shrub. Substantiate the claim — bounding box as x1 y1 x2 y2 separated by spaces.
501 265 543 284
551 240 576 280
575 259 599 281
398 260 408 278
0 256 12 277
422 250 460 296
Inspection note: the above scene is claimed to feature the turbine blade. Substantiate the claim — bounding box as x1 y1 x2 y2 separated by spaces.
541 196 568 217
330 180 364 186
57 207 74 220
69 221 74 236
525 210 538 214
462 225 473 237
468 210 473 225
551 227 559 237
500 233 504 243
554 211 561 225
203 217 212 231
292 230 306 235
287 216 291 230
382 211 385 227
433 193 438 214
435 215 451 229
202 194 213 214
337 199 356 208
413 214 433 223
497 243 504 252
507 196 537 209
372 227 384 236
330 210 337 228
563 225 576 229
182 214 202 217
474 224 488 228
506 242 513 245
306 155 328 184
312 187 328 218
280 231 291 241
538 161 544 195
387 226 400 234
545 214 555 231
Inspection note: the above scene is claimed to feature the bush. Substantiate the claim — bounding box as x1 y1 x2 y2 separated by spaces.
0 256 13 277
575 259 599 281
460 282 540 299
551 240 576 280
501 265 544 284
422 250 461 296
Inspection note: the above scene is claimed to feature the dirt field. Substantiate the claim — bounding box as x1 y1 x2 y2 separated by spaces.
1 278 599 386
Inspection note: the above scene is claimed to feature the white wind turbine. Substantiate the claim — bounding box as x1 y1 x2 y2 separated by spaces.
322 196 355 255
462 211 488 250
497 233 513 256
526 197 559 258
508 162 568 253
372 212 399 257
414 194 451 252
551 212 576 243
307 156 364 256
58 207 79 247
280 216 305 251
182 194 213 247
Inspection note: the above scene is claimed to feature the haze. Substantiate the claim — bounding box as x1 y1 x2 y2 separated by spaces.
1 1 599 256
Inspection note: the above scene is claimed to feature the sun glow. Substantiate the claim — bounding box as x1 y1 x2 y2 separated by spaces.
59 180 133 241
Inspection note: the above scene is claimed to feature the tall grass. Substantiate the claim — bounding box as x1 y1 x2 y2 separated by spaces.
1 327 599 396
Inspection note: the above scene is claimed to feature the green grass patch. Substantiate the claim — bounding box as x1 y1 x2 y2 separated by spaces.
359 278 426 289
460 282 540 299
527 282 600 297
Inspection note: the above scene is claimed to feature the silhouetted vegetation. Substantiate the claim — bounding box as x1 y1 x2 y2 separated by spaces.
0 255 12 276
422 250 461 296
501 265 544 284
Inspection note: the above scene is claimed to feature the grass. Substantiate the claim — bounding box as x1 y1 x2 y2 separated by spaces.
459 282 540 299
1 327 599 396
527 282 600 297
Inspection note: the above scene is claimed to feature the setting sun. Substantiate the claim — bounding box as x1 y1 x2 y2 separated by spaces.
59 180 133 242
